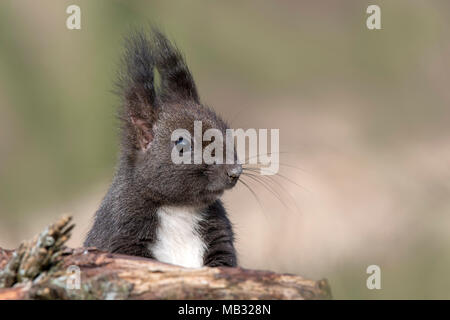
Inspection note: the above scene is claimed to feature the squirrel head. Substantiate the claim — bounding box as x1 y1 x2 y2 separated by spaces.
115 29 241 206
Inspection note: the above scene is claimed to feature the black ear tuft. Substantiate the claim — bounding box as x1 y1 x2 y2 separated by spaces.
116 30 157 151
152 28 199 103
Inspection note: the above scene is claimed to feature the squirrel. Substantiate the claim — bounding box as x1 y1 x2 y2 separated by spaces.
84 29 241 268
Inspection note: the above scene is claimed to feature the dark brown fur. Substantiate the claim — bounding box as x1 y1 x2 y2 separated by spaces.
84 28 240 267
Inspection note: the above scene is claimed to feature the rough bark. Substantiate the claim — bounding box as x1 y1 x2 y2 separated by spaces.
0 216 331 300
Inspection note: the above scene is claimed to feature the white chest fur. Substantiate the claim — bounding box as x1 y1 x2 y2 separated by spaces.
150 206 206 268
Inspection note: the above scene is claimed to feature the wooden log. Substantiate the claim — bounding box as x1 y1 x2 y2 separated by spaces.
0 216 331 300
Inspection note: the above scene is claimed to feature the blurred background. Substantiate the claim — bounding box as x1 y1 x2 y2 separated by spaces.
1 0 449 299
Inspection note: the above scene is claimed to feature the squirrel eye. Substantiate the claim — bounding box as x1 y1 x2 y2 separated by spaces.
175 137 191 155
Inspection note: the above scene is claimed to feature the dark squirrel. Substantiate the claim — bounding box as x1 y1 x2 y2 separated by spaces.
84 29 241 268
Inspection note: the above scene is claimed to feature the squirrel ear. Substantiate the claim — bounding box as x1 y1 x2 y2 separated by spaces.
130 116 153 151
118 30 158 151
124 80 157 151
153 29 199 103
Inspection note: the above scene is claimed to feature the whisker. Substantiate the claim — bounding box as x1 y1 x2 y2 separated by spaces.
244 171 302 216
237 178 268 219
242 173 290 212
244 162 308 174
243 167 310 193
243 151 290 163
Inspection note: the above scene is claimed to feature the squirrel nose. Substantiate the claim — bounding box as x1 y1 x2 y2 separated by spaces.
227 165 242 180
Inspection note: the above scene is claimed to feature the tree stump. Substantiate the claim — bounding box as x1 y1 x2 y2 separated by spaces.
0 216 331 300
